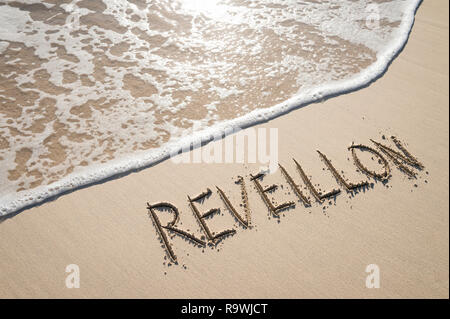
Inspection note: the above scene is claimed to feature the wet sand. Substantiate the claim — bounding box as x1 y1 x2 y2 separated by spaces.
0 0 448 298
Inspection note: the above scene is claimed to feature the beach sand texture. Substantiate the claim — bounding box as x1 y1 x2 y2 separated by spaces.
0 0 420 216
0 0 448 298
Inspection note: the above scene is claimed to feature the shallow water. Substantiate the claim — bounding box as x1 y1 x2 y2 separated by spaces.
0 0 420 215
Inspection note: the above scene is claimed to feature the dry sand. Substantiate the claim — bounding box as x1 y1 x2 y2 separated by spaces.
0 0 448 298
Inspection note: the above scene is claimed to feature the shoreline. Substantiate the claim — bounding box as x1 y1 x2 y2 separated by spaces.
0 0 422 217
0 0 448 298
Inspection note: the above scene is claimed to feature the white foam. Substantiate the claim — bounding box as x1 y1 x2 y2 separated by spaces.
0 0 422 216
0 41 9 54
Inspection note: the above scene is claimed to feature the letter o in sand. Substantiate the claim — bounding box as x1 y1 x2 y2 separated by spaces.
349 145 390 180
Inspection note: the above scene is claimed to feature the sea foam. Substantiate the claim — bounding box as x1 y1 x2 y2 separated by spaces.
0 0 421 216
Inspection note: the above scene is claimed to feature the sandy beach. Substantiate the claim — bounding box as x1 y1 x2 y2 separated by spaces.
0 0 448 299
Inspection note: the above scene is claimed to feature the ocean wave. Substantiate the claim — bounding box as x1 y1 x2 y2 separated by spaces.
0 0 421 216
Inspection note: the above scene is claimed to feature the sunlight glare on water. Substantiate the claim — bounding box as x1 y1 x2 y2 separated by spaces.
178 0 227 19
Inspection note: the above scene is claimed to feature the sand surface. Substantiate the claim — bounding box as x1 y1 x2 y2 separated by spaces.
0 0 448 299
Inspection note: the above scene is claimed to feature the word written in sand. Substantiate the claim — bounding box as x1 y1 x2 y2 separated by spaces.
147 136 425 263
